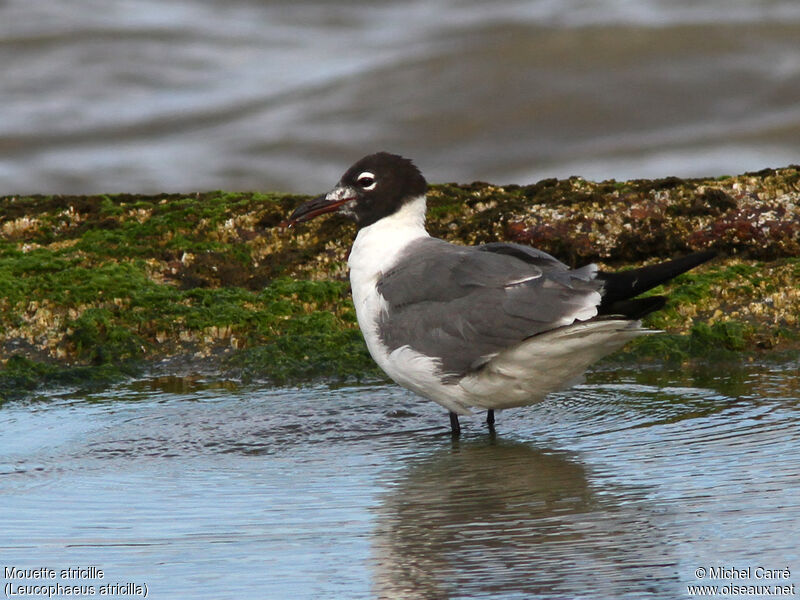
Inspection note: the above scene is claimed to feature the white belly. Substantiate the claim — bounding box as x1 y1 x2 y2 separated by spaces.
458 319 651 410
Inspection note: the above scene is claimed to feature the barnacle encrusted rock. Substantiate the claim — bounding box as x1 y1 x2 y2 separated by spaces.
1 166 798 395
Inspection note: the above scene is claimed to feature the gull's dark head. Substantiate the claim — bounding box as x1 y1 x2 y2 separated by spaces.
285 152 427 229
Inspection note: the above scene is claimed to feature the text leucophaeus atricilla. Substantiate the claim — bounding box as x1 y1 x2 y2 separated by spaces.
286 152 715 435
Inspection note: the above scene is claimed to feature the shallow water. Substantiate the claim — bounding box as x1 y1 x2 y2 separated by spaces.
2 0 800 195
2 362 798 598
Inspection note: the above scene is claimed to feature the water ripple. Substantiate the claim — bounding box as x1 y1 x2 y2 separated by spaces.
2 362 799 598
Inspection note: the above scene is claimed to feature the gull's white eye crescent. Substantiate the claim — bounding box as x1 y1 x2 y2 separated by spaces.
356 171 377 190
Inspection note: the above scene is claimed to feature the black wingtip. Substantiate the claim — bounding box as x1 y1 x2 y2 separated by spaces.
599 296 667 319
597 250 716 317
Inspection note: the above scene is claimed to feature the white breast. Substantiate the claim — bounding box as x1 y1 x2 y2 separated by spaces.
348 194 428 357
347 197 478 415
348 195 428 309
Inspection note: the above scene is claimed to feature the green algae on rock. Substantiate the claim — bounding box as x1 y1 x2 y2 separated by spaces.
1 166 799 399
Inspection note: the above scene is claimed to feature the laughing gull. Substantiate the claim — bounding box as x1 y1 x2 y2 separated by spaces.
286 152 715 435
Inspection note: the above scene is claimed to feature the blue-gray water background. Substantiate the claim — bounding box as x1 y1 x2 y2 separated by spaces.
2 0 799 195
2 366 800 599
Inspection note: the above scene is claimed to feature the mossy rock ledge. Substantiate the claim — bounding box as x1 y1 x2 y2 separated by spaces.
1 166 799 399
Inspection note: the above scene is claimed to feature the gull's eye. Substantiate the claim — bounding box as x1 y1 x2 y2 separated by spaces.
356 171 376 191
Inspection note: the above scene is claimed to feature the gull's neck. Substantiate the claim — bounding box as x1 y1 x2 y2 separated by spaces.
348 195 430 276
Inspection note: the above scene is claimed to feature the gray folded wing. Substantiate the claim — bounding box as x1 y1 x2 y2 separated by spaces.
375 238 604 381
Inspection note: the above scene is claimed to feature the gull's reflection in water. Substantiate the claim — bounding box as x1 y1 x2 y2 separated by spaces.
372 438 676 599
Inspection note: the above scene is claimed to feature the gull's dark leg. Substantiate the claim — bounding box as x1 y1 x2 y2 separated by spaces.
449 411 461 436
486 409 495 430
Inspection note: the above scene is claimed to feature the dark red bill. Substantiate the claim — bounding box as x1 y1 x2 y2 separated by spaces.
281 194 353 228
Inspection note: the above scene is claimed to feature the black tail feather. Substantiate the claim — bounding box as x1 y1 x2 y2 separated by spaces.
597 251 716 318
600 296 667 319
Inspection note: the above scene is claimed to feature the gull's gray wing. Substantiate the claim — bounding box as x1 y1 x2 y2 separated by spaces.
375 238 603 381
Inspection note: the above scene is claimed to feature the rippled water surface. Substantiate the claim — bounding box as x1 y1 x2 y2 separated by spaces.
2 0 800 194
2 362 799 598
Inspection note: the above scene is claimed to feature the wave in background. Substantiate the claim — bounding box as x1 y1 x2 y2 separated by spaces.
1 0 799 195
